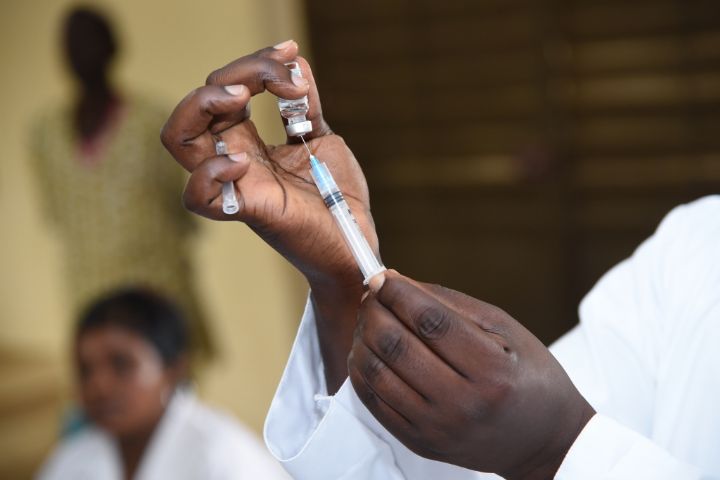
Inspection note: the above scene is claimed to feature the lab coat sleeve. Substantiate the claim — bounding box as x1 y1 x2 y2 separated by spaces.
556 414 705 480
264 299 491 480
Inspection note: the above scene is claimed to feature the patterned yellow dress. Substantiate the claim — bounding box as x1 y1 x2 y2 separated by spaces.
29 94 212 358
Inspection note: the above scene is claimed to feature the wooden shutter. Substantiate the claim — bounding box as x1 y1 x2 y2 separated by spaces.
304 0 720 343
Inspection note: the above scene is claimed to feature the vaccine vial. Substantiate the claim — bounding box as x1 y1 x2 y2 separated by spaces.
278 62 313 137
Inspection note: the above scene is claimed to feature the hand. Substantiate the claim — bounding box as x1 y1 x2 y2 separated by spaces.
160 41 377 293
160 42 378 392
349 271 595 479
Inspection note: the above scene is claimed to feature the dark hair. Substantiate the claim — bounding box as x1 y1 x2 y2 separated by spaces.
63 6 116 52
76 288 189 366
62 6 118 81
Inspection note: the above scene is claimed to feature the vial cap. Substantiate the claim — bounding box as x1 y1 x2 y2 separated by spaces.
286 120 313 137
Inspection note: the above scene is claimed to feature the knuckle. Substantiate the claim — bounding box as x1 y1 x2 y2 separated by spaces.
263 71 284 86
181 188 200 213
205 69 223 85
201 94 223 115
486 375 514 406
350 367 378 405
259 57 281 79
459 395 490 423
462 378 514 421
363 355 386 383
352 318 366 344
357 382 377 406
415 305 451 340
253 47 270 58
187 86 204 102
347 345 358 370
377 331 405 363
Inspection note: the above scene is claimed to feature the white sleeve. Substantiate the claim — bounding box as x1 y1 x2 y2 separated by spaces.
266 196 720 479
550 195 720 479
264 299 493 480
555 414 705 480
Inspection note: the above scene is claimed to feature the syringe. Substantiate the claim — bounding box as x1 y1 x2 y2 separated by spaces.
299 136 386 285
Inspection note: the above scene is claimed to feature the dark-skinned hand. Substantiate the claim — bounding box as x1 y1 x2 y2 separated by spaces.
349 271 596 480
160 41 380 392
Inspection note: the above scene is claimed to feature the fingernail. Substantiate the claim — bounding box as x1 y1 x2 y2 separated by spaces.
368 272 386 293
291 74 309 88
224 84 246 96
361 291 370 303
228 152 247 162
274 39 295 50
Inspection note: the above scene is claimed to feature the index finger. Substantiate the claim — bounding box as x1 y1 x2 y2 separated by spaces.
161 45 309 171
161 84 252 171
207 41 332 141
375 272 504 378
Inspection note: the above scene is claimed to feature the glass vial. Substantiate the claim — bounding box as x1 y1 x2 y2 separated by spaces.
278 62 313 137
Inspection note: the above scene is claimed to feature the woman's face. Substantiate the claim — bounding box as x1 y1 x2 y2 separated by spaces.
75 325 175 438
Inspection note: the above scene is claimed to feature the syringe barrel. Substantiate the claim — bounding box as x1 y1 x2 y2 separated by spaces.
310 157 386 284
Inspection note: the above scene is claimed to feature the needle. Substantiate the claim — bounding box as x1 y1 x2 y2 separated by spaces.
299 135 312 156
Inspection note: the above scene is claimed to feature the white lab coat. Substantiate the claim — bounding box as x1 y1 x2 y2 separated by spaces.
264 196 720 479
38 389 290 480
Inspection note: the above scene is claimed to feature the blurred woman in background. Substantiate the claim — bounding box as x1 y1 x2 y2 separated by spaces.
37 288 288 480
29 6 212 359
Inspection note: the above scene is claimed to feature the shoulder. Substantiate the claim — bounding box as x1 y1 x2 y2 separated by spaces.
580 195 720 341
653 195 720 245
600 195 720 283
649 196 720 286
37 428 114 479
46 427 110 460
652 196 720 322
578 195 720 322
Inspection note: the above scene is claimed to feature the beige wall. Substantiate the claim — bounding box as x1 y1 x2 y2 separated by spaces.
0 0 308 476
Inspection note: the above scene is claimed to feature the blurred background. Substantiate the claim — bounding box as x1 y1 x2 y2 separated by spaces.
1 0 719 477
304 0 720 343
1 0 307 477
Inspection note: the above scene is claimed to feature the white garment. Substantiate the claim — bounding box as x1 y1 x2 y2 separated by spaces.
38 390 290 480
264 196 720 480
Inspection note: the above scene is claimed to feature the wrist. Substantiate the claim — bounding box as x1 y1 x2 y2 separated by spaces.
308 271 364 299
308 277 365 395
504 400 595 480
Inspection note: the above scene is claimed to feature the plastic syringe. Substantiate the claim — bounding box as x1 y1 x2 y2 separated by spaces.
300 137 386 285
